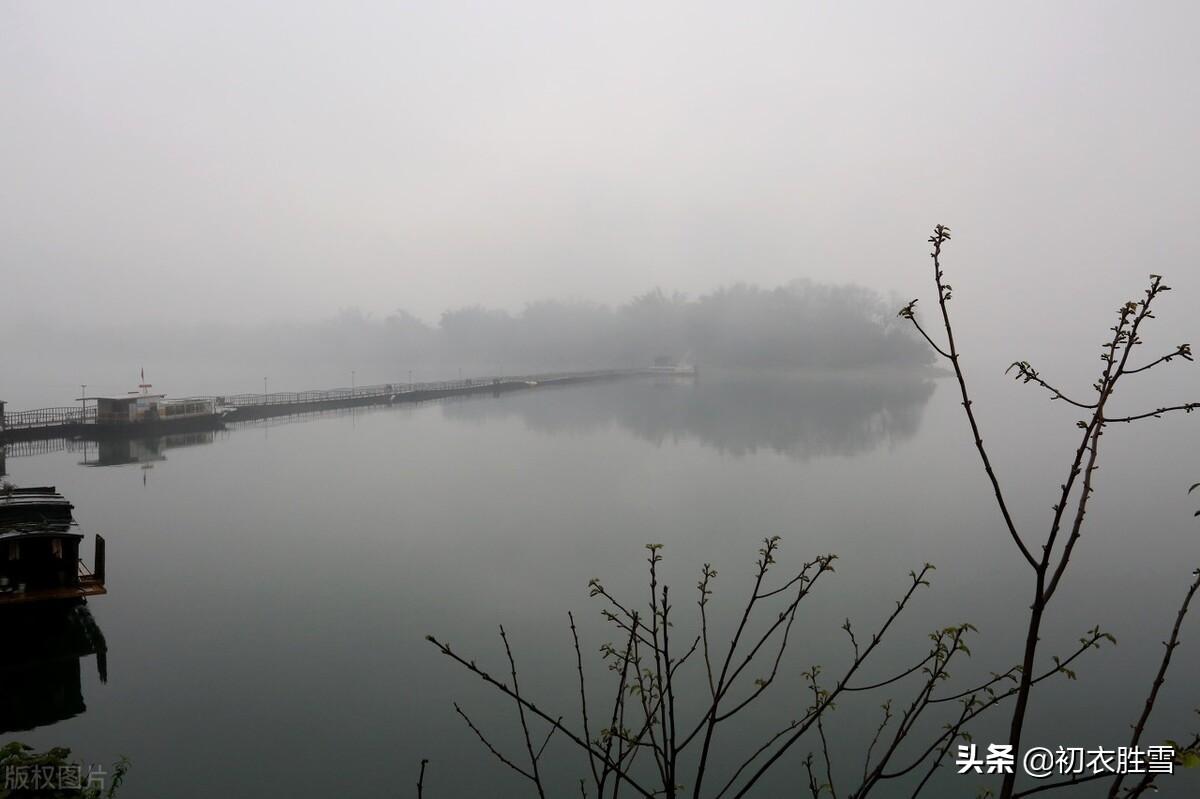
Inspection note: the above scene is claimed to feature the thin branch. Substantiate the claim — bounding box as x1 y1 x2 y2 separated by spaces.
857 627 972 795
711 558 835 723
590 580 655 636
1102 402 1200 424
1006 361 1098 409
999 284 1158 799
661 583 679 796
598 616 639 799
427 635 656 799
727 565 934 799
679 551 835 752
712 718 804 799
860 700 893 786
803 753 823 799
899 300 951 359
628 621 669 787
1043 422 1104 602
878 626 1115 786
571 612 601 789
844 653 935 693
905 226 1039 570
454 703 535 782
809 672 838 799
1123 343 1192 374
690 538 799 797
698 563 718 699
535 717 563 760
500 625 548 799
1107 568 1200 798
928 666 1019 704
909 700 972 797
668 635 701 679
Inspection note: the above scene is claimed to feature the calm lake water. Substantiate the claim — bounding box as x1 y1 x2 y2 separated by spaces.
3 369 1198 797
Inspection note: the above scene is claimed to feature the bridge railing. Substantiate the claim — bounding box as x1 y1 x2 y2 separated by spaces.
2 406 94 430
217 370 633 409
1 370 645 429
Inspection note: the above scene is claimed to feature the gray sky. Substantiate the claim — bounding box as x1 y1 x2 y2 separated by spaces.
4 1 1199 360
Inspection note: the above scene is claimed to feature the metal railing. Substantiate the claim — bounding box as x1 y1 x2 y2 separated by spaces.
1 370 643 430
2 406 94 430
216 370 632 409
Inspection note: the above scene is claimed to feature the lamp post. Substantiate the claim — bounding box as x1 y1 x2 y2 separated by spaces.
264 377 268 399
80 384 87 423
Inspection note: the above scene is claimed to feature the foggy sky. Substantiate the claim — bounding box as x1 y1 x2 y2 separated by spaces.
4 2 1200 372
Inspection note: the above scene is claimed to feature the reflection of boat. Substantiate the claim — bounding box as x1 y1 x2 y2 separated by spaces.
0 603 108 733
0 487 106 606
78 431 215 467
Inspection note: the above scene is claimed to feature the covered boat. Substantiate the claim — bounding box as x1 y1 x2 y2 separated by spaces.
0 486 106 606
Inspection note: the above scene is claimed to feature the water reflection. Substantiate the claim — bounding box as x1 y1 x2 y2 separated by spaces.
4 373 936 473
76 432 217 468
3 367 1198 798
443 370 937 459
0 604 108 734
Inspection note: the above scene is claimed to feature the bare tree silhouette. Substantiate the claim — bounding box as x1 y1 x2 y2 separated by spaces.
424 226 1200 798
901 225 1199 798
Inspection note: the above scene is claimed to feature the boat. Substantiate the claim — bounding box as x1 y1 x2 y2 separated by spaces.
0 486 106 607
76 371 225 436
82 391 223 433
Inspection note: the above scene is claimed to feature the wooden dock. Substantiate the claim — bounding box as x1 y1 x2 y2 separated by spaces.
0 369 656 443
0 580 107 607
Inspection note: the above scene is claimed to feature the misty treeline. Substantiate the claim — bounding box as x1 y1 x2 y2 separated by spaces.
2 279 932 406
399 281 931 370
30 280 928 375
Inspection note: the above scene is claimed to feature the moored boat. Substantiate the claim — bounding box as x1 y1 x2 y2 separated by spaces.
0 486 106 607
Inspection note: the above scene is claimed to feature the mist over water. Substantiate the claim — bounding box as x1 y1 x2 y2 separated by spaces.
445 369 936 460
2 280 929 409
3 371 1198 797
5 2 1200 796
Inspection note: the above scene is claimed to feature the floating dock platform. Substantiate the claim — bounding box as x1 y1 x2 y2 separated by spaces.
0 369 667 443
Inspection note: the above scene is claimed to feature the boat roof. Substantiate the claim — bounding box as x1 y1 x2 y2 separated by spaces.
78 394 166 401
0 487 82 541
0 527 79 541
